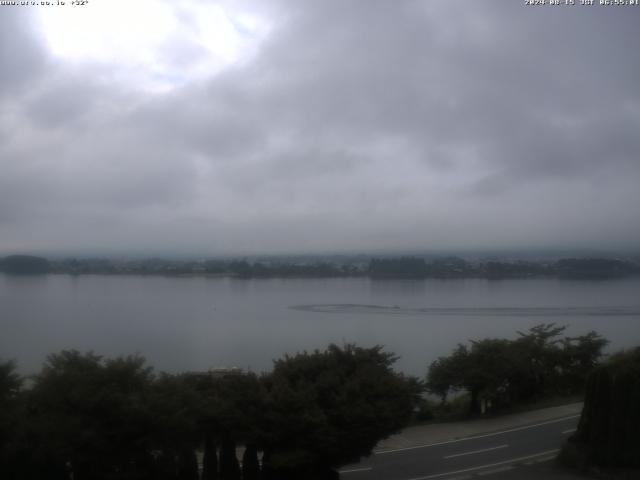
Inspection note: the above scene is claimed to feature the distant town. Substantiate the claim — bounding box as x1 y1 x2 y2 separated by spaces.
1 254 639 280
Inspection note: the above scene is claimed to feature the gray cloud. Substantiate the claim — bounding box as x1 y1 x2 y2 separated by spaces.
0 10 46 93
1 1 639 255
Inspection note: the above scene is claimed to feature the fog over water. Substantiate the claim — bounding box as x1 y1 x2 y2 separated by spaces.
2 274 639 376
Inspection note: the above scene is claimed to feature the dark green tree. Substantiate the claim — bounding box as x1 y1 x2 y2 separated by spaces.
427 341 513 414
242 444 260 480
149 373 203 479
510 323 567 400
219 435 241 480
426 325 609 416
461 339 514 414
0 360 23 479
559 331 609 394
0 360 21 402
201 433 218 480
426 347 466 404
24 351 156 480
561 347 640 469
260 344 422 479
177 449 199 480
188 371 265 480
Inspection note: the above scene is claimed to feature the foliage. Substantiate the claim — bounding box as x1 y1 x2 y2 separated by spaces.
563 347 640 469
260 344 422 476
425 324 608 415
0 361 22 478
1 344 420 479
22 351 156 480
426 346 466 404
0 360 21 403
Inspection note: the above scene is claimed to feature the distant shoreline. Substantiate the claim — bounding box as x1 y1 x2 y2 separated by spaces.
2 254 639 280
290 304 640 316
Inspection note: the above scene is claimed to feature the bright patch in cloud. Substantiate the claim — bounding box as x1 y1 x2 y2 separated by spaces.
34 0 269 90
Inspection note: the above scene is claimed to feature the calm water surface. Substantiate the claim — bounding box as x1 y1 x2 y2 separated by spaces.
1 274 639 376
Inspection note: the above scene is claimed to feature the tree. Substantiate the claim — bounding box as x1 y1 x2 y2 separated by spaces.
467 339 516 413
428 340 514 414
148 373 203 479
0 360 21 401
559 331 609 394
260 344 422 479
0 361 22 479
242 444 260 480
426 357 454 404
201 433 218 480
219 435 241 480
426 346 467 404
561 347 640 469
24 351 156 480
426 325 609 416
187 370 265 480
508 324 567 401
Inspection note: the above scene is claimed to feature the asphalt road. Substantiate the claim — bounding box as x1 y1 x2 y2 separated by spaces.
339 414 580 480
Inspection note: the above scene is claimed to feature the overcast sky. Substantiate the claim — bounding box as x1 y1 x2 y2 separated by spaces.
1 0 639 257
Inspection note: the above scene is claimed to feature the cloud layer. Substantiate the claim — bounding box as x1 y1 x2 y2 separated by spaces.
1 1 639 255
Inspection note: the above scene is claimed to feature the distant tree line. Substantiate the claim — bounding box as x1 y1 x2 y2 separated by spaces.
3 254 638 279
369 256 640 279
425 324 609 415
0 255 50 275
0 344 421 480
224 261 354 278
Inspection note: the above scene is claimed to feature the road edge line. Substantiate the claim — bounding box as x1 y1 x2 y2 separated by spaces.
377 415 579 454
406 449 559 480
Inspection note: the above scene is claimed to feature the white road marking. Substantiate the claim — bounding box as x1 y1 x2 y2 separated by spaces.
377 415 580 454
477 465 514 476
562 428 576 434
339 466 373 474
443 444 508 459
532 455 557 464
406 449 559 480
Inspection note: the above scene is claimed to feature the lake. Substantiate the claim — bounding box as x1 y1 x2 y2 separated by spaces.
1 274 639 376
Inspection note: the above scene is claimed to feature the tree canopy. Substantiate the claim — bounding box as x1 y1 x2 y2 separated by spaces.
0 344 421 480
426 324 608 414
561 347 640 470
260 344 421 477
